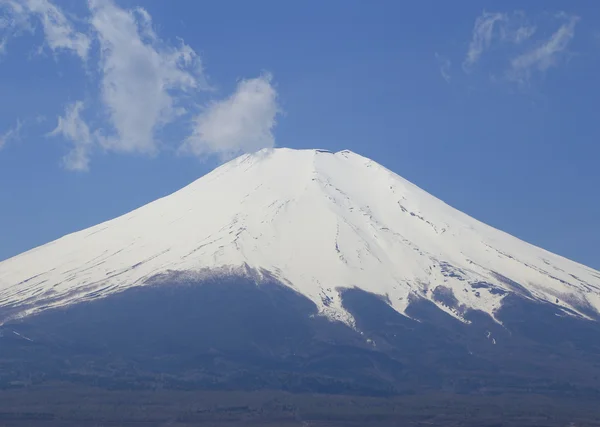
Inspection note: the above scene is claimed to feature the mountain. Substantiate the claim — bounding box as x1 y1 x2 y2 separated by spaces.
1 148 600 424
1 148 598 324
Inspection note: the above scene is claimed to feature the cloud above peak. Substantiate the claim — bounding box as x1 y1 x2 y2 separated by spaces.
89 0 205 156
181 74 280 160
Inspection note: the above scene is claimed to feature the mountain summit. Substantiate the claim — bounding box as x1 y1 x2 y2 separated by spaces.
1 148 599 325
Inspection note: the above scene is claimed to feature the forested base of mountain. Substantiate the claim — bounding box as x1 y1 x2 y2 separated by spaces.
1 276 600 425
0 383 599 427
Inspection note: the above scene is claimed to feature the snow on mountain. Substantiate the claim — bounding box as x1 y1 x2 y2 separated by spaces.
0 148 599 325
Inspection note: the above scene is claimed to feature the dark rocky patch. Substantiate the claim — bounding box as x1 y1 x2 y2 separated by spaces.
469 281 507 295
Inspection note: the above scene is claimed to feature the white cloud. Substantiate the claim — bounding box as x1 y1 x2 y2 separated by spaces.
435 53 451 83
1 0 282 170
181 74 280 159
49 101 93 171
509 15 579 83
89 0 205 155
0 0 90 59
0 119 23 149
464 12 506 69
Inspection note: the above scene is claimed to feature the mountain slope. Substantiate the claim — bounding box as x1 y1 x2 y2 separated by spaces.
0 148 599 325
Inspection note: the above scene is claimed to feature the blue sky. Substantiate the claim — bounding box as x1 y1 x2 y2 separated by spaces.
0 0 599 269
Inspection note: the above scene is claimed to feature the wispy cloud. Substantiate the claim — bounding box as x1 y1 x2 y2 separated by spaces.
460 10 578 85
0 1 34 54
0 0 90 59
463 12 506 70
501 21 536 44
48 101 93 171
0 119 23 149
89 0 205 155
508 14 579 83
435 52 451 82
463 11 537 70
181 74 280 160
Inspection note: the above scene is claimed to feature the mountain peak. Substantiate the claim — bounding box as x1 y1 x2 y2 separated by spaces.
0 148 599 325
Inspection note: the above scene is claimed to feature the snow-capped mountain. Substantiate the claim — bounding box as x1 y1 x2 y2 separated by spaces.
0 148 599 325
